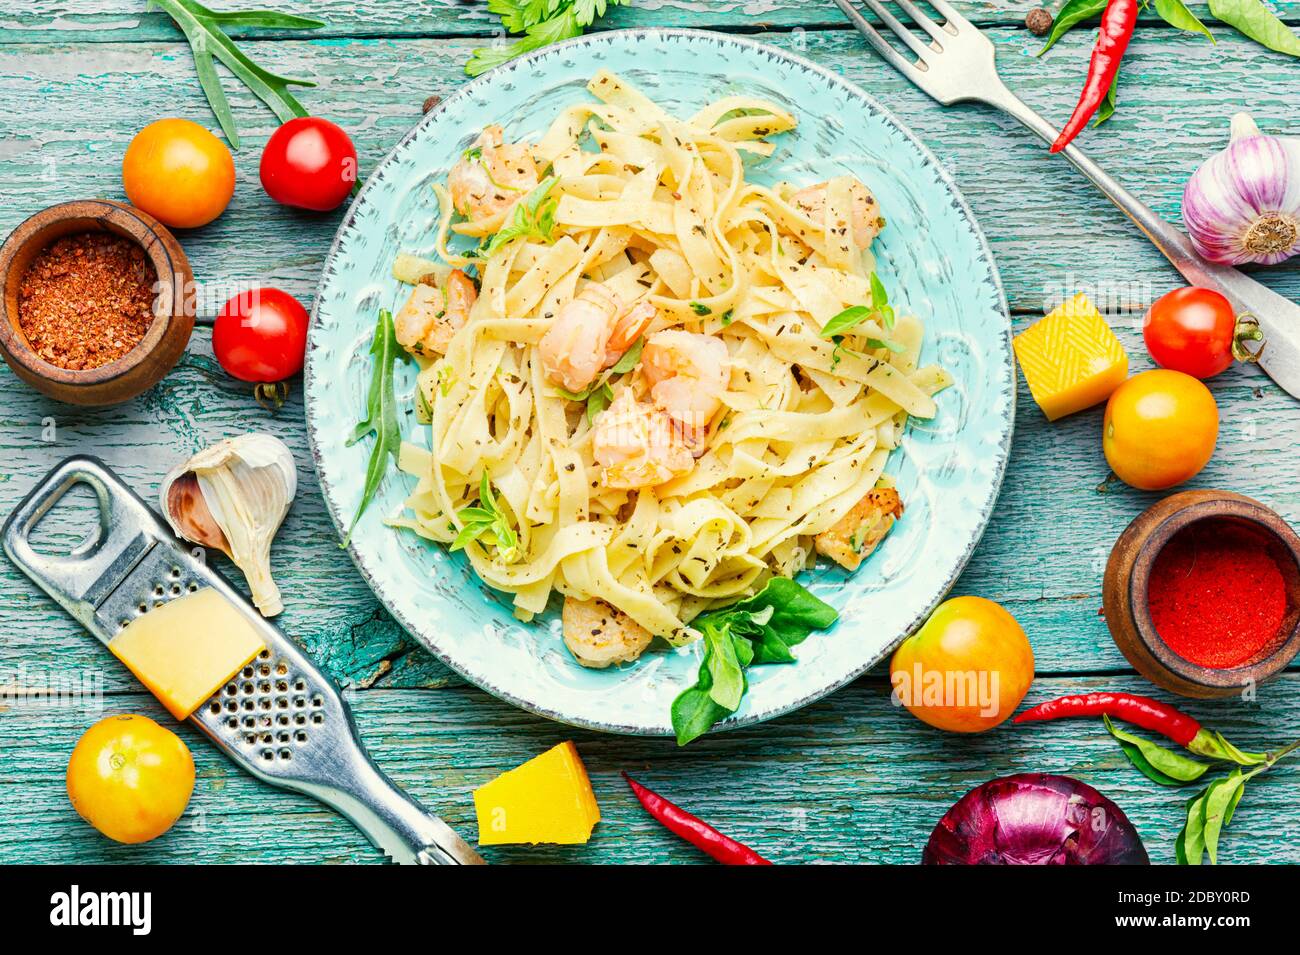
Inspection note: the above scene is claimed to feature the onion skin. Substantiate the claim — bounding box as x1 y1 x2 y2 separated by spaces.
922 773 1150 865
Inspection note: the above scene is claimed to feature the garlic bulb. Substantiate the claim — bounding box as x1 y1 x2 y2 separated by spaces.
1182 113 1300 266
161 434 297 617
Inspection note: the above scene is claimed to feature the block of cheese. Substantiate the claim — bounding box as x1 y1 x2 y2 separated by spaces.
108 587 265 721
473 741 601 846
1013 292 1129 421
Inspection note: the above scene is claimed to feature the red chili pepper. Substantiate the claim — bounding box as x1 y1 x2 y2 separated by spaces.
1049 0 1138 153
623 773 772 865
1014 692 1201 746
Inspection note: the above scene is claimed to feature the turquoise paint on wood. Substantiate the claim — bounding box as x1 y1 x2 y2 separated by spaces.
2 4 1299 863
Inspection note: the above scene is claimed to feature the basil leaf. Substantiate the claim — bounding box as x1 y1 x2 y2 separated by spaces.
704 624 745 711
1153 0 1215 40
732 633 756 668
609 337 644 374
1202 770 1245 865
1104 715 1211 784
869 271 891 329
820 306 873 339
586 382 614 423
671 646 730 746
865 337 907 353
689 301 712 316
1039 0 1110 54
344 310 412 545
1209 0 1300 57
729 576 838 646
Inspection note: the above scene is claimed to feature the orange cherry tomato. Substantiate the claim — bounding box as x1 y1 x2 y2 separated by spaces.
1103 369 1218 491
889 596 1034 734
122 119 235 228
66 714 195 844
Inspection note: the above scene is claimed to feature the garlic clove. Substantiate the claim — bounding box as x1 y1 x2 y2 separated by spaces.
160 434 297 617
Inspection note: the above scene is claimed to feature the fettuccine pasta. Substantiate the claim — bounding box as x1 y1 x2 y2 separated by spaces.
387 71 951 668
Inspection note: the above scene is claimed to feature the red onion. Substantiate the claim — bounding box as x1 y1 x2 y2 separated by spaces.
923 773 1149 865
1182 113 1300 266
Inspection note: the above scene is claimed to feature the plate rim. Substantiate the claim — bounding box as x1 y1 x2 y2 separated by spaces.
304 26 1016 735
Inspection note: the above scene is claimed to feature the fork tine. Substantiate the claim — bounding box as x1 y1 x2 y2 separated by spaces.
923 0 975 31
854 0 937 62
831 0 930 80
892 0 949 43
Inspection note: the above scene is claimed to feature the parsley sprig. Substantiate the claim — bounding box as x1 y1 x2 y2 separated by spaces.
452 473 521 563
476 176 561 259
466 0 631 77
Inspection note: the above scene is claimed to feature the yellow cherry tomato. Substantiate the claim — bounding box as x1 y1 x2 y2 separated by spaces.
1103 369 1218 491
122 119 235 228
889 596 1034 733
66 714 195 844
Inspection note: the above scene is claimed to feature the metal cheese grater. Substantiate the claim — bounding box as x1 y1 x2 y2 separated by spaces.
3 455 483 865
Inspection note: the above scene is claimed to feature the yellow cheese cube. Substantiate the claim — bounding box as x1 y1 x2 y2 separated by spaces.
1013 293 1129 421
474 741 601 846
108 587 265 721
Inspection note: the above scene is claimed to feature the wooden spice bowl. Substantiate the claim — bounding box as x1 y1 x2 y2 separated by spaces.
0 199 194 406
1103 489 1300 699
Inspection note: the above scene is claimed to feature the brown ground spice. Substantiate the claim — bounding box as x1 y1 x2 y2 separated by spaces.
18 232 157 371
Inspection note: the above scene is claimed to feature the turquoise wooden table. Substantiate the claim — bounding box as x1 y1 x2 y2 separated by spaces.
2 0 1299 865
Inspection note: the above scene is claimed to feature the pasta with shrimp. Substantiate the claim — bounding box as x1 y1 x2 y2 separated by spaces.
387 71 951 668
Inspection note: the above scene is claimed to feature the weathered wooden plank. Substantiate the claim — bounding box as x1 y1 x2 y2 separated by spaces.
1 674 1296 864
3 28 1299 692
4 0 1295 45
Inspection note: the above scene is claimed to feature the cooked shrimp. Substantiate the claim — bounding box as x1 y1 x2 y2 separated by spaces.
592 388 695 489
539 283 657 393
393 269 478 356
641 330 729 444
792 177 884 248
815 486 904 572
448 125 540 231
562 596 654 668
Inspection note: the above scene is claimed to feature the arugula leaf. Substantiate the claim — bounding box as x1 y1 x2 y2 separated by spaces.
1038 0 1109 55
1209 0 1300 57
671 577 837 745
343 310 412 546
479 177 560 259
467 1 631 76
149 0 324 148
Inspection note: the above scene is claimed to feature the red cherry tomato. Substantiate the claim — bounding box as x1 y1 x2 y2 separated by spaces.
213 288 309 383
1143 287 1242 379
259 117 358 212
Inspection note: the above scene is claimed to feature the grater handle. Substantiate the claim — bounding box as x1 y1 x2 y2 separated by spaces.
1 456 159 633
311 729 485 865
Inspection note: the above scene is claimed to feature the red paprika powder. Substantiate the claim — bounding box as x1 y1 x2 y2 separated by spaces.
1147 521 1287 669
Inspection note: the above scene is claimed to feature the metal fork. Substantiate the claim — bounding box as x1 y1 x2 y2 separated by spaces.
832 0 1300 399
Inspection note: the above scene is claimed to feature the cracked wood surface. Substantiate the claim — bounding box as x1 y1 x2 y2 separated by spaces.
2 3 1299 864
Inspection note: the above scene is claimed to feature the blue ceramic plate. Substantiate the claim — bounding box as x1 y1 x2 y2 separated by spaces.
306 29 1014 735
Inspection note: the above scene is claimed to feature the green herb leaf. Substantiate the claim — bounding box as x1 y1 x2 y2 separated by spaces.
451 472 520 561
1038 0 1110 55
820 306 873 339
468 0 629 75
869 272 894 330
670 578 838 744
480 176 560 258
1209 0 1300 57
343 310 412 546
703 623 746 711
609 337 644 374
865 337 907 353
1093 69 1120 128
1105 715 1211 785
150 0 322 147
1179 788 1209 865
1202 770 1246 865
586 382 614 423
820 273 894 338
689 301 712 316
1153 0 1215 40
